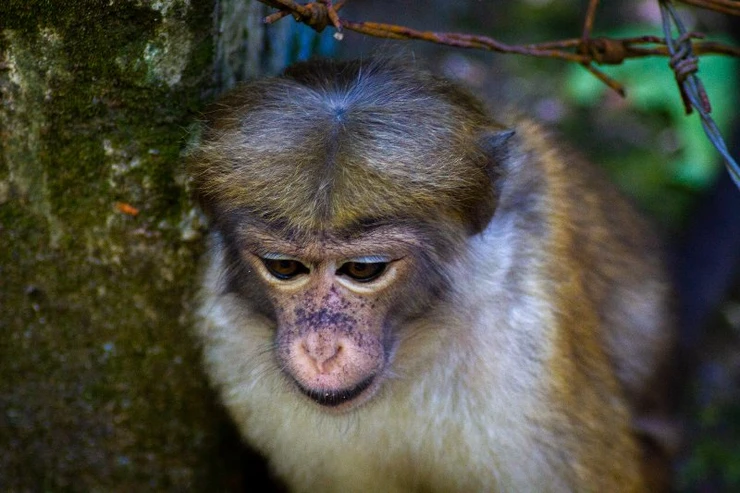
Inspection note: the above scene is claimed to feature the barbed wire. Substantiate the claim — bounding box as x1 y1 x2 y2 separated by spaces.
258 0 740 188
660 0 740 188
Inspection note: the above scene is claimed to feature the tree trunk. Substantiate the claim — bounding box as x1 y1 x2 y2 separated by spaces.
0 1 288 489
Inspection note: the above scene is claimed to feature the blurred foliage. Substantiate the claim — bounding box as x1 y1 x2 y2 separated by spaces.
676 292 740 491
280 22 337 65
680 402 740 490
565 28 739 229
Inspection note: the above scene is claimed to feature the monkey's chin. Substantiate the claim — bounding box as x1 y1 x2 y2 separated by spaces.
294 374 378 412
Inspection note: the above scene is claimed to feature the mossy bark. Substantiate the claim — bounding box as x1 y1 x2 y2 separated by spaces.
0 1 280 489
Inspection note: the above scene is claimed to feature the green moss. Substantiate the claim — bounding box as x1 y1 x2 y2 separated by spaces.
0 0 252 489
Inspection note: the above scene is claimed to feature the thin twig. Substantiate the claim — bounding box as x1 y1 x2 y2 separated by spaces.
582 0 600 43
678 0 740 16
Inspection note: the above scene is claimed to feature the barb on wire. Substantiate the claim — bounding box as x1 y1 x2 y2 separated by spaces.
660 0 740 188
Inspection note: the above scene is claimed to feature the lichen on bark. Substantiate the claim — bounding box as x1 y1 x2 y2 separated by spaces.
0 1 268 489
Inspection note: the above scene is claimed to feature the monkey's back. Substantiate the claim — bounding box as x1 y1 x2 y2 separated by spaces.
494 118 675 488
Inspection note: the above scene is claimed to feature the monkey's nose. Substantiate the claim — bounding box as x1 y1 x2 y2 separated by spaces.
301 332 343 373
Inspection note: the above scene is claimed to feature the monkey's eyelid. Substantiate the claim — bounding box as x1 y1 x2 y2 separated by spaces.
260 252 299 261
346 255 392 264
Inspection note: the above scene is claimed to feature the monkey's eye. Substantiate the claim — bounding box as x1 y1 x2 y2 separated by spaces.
261 258 309 280
337 261 387 282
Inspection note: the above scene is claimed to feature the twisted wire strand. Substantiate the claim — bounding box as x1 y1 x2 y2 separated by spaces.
660 0 740 188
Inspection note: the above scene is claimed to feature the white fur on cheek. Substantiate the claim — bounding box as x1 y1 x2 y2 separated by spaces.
194 224 570 493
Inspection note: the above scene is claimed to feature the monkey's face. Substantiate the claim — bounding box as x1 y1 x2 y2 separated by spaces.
236 224 432 412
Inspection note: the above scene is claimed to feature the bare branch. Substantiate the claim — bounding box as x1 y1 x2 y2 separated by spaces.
678 0 740 16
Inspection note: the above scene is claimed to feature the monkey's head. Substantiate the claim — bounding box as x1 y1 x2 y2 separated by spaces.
189 59 513 412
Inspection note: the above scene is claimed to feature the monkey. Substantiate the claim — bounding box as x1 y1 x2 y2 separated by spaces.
188 58 676 492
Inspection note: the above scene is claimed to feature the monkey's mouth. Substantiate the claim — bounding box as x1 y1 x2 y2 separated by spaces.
295 374 376 407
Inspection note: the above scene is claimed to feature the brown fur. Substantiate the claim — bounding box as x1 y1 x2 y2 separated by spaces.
189 59 508 234
189 59 675 492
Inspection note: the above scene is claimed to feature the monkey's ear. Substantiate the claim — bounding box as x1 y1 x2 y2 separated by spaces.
485 129 516 147
465 129 516 234
470 128 516 233
478 128 516 183
481 129 516 163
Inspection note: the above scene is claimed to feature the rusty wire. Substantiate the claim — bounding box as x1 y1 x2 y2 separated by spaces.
259 0 740 187
660 0 740 187
259 0 740 95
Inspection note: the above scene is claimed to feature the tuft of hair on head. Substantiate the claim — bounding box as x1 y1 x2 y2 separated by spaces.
188 57 514 236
